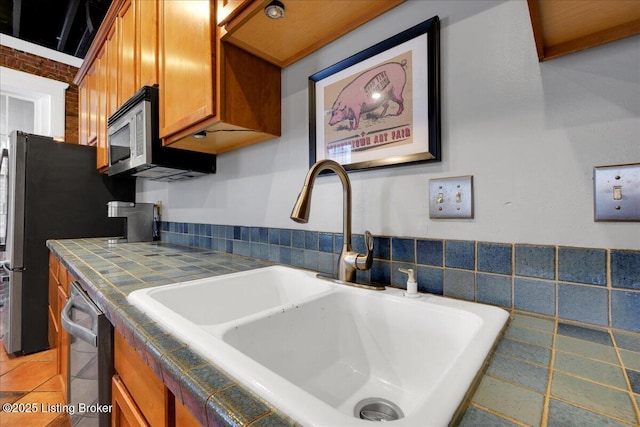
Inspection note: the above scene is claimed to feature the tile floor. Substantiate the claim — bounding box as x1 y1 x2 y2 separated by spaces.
0 343 70 426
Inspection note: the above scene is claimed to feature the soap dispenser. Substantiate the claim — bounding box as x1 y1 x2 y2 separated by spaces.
398 268 420 298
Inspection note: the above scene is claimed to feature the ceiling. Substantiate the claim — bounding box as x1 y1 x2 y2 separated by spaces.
0 0 112 58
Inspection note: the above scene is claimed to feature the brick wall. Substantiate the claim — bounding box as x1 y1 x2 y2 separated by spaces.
0 45 80 143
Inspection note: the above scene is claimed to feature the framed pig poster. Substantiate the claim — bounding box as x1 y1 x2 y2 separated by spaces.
308 16 440 171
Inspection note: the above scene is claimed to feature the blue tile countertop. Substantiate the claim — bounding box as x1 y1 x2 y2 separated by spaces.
47 238 640 427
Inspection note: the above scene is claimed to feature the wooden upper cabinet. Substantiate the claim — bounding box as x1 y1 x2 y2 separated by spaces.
118 0 159 102
220 0 405 68
159 0 280 154
106 24 120 118
95 25 119 171
78 80 88 145
159 0 216 139
75 0 159 155
528 0 640 61
137 0 158 88
119 0 137 103
85 63 98 145
96 48 108 170
76 0 405 158
217 0 252 25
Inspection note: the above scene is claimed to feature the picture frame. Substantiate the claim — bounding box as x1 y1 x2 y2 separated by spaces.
308 16 441 172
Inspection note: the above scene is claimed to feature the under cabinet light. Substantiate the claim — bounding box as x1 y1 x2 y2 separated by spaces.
264 0 285 19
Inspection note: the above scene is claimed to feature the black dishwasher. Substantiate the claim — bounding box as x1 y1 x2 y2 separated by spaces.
61 281 113 426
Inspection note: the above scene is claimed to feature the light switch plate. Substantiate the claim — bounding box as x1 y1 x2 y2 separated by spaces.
594 163 640 221
429 176 474 219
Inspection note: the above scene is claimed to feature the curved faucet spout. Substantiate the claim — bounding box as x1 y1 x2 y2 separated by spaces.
290 159 351 240
290 159 377 287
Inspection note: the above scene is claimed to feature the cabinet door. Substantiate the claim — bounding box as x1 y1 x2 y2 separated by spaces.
137 0 158 88
114 331 169 427
78 80 89 145
48 255 59 349
119 0 137 103
106 23 120 119
112 375 150 427
57 285 69 399
48 269 58 349
58 262 69 294
159 0 215 138
217 0 250 25
176 399 202 427
86 64 98 145
97 46 109 170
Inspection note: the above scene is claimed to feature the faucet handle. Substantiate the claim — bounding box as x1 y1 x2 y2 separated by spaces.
355 230 374 270
364 230 374 252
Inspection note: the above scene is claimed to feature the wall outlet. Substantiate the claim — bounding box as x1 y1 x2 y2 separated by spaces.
429 176 474 219
594 164 640 221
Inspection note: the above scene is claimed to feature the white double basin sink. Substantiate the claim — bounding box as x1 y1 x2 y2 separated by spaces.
128 266 508 426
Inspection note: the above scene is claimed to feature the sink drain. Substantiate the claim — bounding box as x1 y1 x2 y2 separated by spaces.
354 398 404 422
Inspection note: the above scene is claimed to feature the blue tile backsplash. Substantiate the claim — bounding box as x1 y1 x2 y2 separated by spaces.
445 240 475 270
478 242 512 275
611 250 640 290
558 247 607 286
160 222 640 333
515 245 555 280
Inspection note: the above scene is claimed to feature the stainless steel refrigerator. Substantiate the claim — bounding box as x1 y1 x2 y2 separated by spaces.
0 131 135 355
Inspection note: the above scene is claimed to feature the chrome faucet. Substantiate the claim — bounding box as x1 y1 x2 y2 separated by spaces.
291 159 380 289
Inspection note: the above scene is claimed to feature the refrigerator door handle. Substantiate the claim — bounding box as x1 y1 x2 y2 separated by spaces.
60 291 99 348
2 262 24 273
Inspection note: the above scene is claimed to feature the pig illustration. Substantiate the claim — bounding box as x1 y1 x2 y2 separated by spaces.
328 61 407 131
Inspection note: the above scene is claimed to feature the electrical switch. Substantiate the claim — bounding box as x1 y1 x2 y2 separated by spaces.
594 164 640 221
613 186 622 201
429 176 474 219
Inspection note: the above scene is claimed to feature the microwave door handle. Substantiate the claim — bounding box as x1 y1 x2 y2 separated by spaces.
60 294 98 347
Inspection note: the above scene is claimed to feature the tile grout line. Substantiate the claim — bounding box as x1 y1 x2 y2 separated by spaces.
540 316 557 427
518 318 637 426
0 359 27 379
467 401 529 427
495 350 550 371
607 248 613 330
0 346 69 426
546 395 639 426
611 330 640 424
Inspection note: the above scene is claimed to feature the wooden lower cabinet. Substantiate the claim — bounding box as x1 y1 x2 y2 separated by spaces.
57 285 69 398
175 400 201 427
112 375 150 427
47 254 59 350
113 330 201 427
48 252 75 399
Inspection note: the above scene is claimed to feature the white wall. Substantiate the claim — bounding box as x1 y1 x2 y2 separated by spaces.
138 0 640 250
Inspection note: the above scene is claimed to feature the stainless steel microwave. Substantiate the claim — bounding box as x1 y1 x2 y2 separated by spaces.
107 86 216 181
